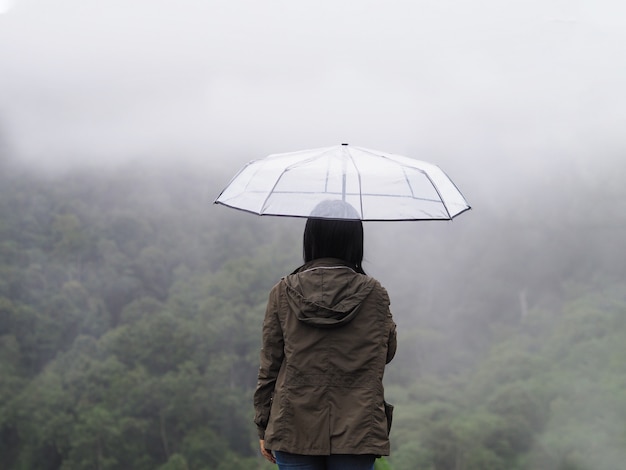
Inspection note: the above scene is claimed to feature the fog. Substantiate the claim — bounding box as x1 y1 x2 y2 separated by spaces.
2 0 625 179
2 1 626 468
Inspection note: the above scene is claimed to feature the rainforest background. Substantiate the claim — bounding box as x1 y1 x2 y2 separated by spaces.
1 154 625 470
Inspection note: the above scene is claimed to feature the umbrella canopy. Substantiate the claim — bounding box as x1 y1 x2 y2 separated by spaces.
214 144 471 221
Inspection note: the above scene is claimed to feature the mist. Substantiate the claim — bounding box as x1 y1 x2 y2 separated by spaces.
2 0 625 171
2 1 626 469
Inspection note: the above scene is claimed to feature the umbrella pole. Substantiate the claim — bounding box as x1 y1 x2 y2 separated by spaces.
341 143 348 202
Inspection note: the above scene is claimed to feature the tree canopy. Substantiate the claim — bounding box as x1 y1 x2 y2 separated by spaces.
0 157 624 469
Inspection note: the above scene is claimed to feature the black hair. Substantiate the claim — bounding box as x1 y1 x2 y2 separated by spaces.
303 217 365 274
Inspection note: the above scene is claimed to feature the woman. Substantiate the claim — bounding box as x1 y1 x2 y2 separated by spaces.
253 200 397 470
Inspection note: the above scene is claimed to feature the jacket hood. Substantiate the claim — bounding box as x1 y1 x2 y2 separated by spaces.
284 258 377 328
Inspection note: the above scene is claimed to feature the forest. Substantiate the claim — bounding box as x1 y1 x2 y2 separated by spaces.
0 153 625 470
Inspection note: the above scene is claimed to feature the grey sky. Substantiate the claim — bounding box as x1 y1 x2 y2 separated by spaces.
1 0 624 185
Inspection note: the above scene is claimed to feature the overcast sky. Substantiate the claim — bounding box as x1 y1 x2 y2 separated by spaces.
1 0 625 193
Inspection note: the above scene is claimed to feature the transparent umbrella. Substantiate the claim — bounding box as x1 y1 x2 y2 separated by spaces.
214 144 471 221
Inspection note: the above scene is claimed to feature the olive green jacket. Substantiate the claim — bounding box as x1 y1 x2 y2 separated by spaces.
253 258 397 456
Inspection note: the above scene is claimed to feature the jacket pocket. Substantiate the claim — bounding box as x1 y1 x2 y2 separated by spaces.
384 401 394 434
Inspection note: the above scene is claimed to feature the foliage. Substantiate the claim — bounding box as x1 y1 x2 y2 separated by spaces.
0 159 625 469
388 283 626 470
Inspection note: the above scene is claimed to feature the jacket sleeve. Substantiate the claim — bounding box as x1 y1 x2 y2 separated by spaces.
253 284 285 439
382 288 397 364
386 314 397 364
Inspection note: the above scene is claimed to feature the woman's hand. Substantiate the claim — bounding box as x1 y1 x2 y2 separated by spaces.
260 439 276 464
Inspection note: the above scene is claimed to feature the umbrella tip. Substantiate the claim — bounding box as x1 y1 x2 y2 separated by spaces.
341 143 349 146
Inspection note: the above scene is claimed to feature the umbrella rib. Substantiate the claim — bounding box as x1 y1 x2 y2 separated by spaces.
400 166 452 214
357 146 455 219
213 160 257 203
402 166 416 199
259 147 339 214
238 188 441 202
344 146 364 217
259 168 287 215
422 172 452 219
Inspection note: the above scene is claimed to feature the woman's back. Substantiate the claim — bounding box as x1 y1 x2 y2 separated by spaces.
254 200 397 468
256 257 396 456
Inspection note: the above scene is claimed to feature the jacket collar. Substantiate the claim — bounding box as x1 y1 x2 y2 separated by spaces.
290 258 357 275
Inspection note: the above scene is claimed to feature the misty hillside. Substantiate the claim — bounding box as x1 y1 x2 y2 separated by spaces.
1 156 625 470
3 1 626 469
